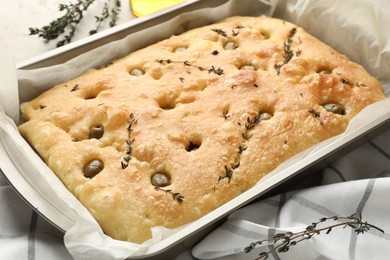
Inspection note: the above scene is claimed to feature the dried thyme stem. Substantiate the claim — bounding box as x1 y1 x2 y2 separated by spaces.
245 213 384 259
154 186 185 204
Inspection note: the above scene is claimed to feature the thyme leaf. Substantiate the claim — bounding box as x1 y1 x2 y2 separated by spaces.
356 82 367 88
308 109 321 118
222 109 230 120
238 145 247 154
70 84 79 92
208 66 224 76
341 78 353 86
308 109 324 125
218 162 240 183
211 28 228 37
245 114 262 130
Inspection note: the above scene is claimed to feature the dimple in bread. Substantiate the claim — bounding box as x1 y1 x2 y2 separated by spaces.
18 16 385 243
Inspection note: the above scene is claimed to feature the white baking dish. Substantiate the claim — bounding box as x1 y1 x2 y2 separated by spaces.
1 0 390 259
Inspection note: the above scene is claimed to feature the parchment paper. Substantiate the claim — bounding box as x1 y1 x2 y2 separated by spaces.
0 0 389 259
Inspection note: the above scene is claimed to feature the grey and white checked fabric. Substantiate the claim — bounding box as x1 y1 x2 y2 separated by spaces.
0 172 72 260
192 129 390 260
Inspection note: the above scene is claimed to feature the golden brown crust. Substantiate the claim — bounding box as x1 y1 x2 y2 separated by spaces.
18 16 385 243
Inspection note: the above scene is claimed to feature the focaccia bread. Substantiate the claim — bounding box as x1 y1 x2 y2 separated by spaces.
18 16 385 243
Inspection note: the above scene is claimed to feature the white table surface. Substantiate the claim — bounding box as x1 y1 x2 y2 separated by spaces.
0 0 136 65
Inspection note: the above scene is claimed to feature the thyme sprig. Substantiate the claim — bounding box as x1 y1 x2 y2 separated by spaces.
156 59 224 76
245 213 384 259
154 186 185 204
274 27 298 74
109 0 121 27
89 2 109 35
29 0 121 47
217 111 266 184
89 0 121 35
210 25 244 38
121 113 137 169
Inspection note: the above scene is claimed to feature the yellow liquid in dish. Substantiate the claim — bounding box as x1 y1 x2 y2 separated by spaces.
130 0 183 17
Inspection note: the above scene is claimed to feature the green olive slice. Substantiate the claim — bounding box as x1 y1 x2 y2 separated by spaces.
84 159 104 178
240 65 256 70
319 70 332 74
323 103 345 115
89 125 104 139
224 41 238 50
259 112 272 121
174 46 187 52
130 68 144 76
151 173 171 187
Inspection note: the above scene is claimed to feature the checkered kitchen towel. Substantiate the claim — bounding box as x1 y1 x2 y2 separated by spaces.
192 129 390 260
0 172 72 260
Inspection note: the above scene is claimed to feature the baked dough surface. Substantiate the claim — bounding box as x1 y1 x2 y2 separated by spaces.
18 16 385 243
